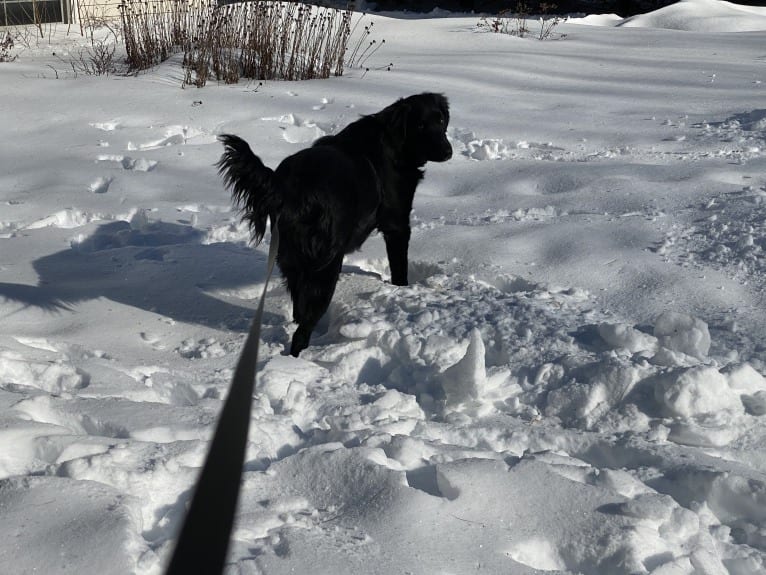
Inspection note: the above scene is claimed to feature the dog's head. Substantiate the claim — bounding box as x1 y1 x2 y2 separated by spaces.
381 93 452 166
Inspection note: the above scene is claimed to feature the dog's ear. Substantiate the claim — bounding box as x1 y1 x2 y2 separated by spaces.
385 100 411 147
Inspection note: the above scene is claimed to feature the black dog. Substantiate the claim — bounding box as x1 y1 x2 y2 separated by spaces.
218 93 452 356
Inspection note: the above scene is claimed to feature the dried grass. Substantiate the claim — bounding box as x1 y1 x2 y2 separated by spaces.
119 0 358 86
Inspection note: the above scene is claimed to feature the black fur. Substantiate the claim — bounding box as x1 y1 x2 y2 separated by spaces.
218 93 452 356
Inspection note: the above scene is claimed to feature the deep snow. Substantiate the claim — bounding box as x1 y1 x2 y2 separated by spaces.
2 1 766 573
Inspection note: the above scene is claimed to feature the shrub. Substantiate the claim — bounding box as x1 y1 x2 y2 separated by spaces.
478 2 566 41
119 0 375 86
0 32 18 62
70 22 120 76
119 0 190 71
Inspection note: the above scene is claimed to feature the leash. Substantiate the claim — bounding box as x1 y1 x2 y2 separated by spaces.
165 221 280 575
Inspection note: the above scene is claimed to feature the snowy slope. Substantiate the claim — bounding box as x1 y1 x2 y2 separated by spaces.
619 0 766 32
1 2 766 574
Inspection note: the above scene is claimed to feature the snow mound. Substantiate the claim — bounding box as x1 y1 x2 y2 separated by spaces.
620 0 766 32
568 14 623 27
654 366 743 419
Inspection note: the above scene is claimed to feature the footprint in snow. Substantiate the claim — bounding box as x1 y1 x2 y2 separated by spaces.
506 538 566 571
90 120 121 132
13 336 60 352
140 331 166 351
136 132 185 150
312 97 333 111
262 113 328 144
130 125 216 151
175 338 230 359
89 176 113 194
97 155 158 172
0 350 90 394
449 127 562 161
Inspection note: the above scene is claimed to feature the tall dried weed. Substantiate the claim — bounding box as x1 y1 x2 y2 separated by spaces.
478 2 566 41
119 0 367 86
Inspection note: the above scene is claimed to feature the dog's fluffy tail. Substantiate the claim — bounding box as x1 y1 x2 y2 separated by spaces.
217 134 279 244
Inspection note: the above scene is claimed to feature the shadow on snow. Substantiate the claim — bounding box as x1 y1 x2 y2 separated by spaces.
0 218 277 331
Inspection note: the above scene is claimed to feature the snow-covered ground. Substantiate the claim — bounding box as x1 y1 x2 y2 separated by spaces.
2 0 766 573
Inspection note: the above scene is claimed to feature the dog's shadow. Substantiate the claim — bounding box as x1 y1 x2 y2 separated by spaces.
0 218 281 331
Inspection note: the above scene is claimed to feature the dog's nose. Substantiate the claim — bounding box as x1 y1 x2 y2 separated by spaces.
442 144 453 160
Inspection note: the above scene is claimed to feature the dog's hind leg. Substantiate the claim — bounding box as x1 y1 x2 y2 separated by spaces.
288 255 344 357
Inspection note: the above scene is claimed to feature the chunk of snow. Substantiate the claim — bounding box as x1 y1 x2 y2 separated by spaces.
598 323 659 354
655 366 744 419
653 312 711 361
439 329 487 408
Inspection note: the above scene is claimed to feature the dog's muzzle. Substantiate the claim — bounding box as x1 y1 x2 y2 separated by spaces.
439 143 453 161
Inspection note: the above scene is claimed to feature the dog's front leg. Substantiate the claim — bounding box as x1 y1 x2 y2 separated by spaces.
384 228 410 286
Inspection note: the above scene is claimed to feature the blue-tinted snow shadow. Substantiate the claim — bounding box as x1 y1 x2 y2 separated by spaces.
0 219 281 331
711 109 766 132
